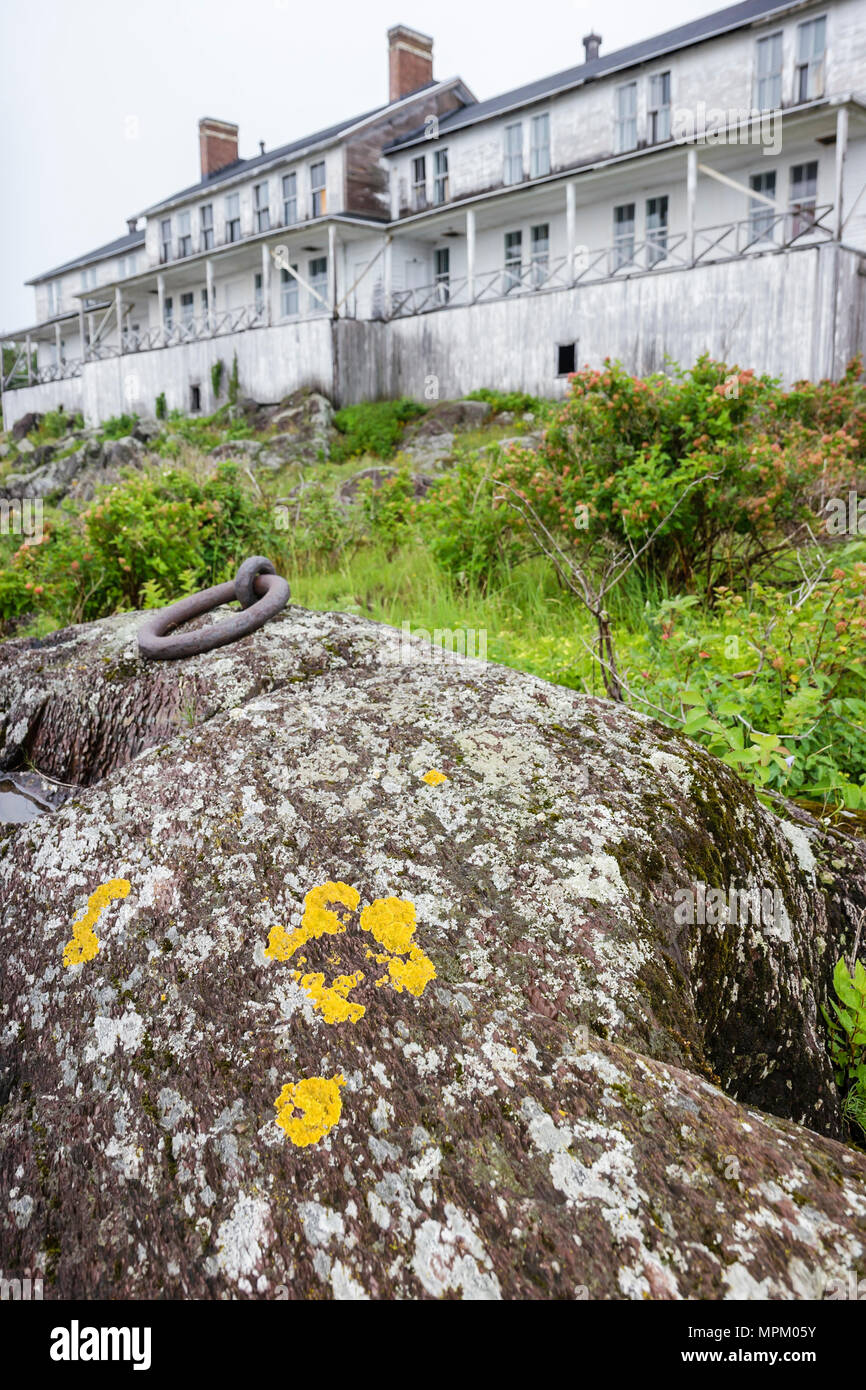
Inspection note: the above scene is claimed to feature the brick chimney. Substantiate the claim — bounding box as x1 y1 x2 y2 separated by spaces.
582 32 602 62
388 25 434 102
199 117 239 179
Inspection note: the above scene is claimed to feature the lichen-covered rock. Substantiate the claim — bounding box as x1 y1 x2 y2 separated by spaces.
0 606 864 1299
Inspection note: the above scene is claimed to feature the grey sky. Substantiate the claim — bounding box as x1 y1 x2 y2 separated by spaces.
1 0 714 329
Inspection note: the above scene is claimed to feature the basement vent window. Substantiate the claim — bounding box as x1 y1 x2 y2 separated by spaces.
190 384 201 413
557 342 576 377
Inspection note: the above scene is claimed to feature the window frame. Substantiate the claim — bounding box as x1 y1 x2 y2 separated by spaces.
280 264 300 318
177 210 192 258
796 15 826 101
613 202 636 270
160 218 172 264
282 172 298 225
755 30 783 110
200 203 214 251
225 192 241 244
504 229 523 292
254 181 270 233
412 154 428 211
309 162 327 218
504 121 524 186
647 71 671 144
530 113 551 178
433 148 449 205
614 82 638 154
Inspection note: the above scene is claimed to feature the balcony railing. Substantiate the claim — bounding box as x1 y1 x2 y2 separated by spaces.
694 203 833 263
122 303 267 353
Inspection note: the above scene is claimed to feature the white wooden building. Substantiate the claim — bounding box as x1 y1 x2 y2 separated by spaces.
3 0 866 428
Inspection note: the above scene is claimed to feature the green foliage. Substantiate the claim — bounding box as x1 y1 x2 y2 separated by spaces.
823 955 866 1139
155 393 167 420
101 413 139 441
1 463 272 625
417 453 510 589
331 397 425 462
211 359 225 400
228 354 240 406
466 387 545 416
359 466 416 555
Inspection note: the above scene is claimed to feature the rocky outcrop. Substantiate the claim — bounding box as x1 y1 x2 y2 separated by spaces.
1 607 865 1299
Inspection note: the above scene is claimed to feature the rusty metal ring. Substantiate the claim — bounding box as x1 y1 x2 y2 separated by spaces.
137 557 290 661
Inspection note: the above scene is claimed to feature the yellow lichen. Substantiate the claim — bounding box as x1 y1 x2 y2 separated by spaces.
293 969 366 1024
274 1074 345 1146
266 883 436 1025
265 881 359 962
422 769 448 786
62 878 131 967
360 896 417 955
386 948 437 997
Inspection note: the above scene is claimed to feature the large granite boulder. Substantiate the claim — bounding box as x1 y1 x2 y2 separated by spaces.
0 606 864 1300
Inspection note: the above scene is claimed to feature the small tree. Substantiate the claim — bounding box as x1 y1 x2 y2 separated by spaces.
228 354 240 406
155 392 167 420
211 359 225 400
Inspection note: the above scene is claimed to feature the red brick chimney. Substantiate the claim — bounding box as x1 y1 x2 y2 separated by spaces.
388 25 434 102
199 118 239 179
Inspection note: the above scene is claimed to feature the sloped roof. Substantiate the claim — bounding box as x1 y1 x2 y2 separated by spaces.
385 0 807 152
27 229 146 286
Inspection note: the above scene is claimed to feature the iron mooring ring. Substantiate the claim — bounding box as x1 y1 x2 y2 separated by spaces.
137 556 291 661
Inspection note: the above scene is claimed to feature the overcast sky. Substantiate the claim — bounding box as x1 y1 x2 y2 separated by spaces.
1 0 717 329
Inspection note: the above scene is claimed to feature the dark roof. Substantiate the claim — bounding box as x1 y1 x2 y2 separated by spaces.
140 79 469 216
27 228 146 285
385 0 805 152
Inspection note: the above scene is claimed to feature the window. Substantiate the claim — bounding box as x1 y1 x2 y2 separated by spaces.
755 32 783 110
434 247 450 303
178 211 192 258
749 171 777 240
646 195 668 266
254 271 264 314
201 204 214 250
46 281 59 315
613 203 635 269
201 286 211 314
433 149 449 205
310 162 326 217
163 295 173 329
790 161 818 237
282 173 298 225
412 155 427 210
225 192 241 243
557 342 576 376
796 16 826 101
648 72 671 143
118 253 138 277
504 122 523 185
530 223 550 286
160 218 172 263
190 384 201 413
254 181 270 232
530 113 550 178
504 230 522 291
309 256 328 308
180 291 195 324
280 264 299 317
615 83 637 153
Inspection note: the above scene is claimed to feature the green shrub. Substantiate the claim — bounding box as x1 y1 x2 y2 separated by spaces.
101 413 139 440
823 954 866 1139
155 393 167 420
331 398 425 462
211 359 225 400
228 354 240 406
466 388 544 416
